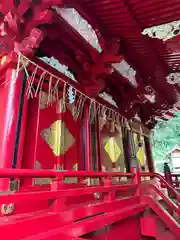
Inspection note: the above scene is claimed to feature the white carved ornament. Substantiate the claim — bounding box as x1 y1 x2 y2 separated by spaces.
113 60 138 87
167 72 180 84
144 94 156 103
40 56 76 81
144 85 156 103
99 92 117 107
53 7 102 52
142 20 180 41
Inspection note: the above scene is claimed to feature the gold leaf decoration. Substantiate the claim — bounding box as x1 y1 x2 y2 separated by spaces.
40 120 75 156
137 148 145 166
104 137 121 163
133 133 146 166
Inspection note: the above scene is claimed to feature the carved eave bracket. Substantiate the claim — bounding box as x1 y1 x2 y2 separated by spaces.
0 0 65 59
79 41 121 97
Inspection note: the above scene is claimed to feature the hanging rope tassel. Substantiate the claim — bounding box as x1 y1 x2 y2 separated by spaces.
35 71 46 97
77 96 86 119
53 79 60 103
47 75 53 106
62 82 67 113
16 53 132 128
27 66 38 99
73 93 83 120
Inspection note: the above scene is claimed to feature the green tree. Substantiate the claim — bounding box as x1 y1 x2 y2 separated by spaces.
151 112 180 164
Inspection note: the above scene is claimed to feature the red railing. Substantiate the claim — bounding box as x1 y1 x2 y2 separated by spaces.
0 169 180 238
140 172 180 237
142 195 180 237
171 174 180 177
141 172 180 201
0 168 134 178
0 168 135 191
0 169 136 211
0 169 140 239
171 173 180 188
0 169 179 201
148 184 180 214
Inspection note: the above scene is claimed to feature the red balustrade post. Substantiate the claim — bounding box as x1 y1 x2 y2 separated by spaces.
128 130 142 197
84 104 91 172
104 177 115 202
131 167 142 197
51 176 66 212
21 97 40 187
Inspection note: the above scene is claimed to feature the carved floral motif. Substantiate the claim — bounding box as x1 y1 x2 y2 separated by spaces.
113 60 138 87
99 92 117 107
40 56 76 81
53 7 102 52
40 120 75 156
142 20 180 41
167 72 180 84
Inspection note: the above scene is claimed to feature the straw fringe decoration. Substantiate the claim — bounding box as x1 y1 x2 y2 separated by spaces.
89 100 95 123
73 94 85 120
27 66 38 98
15 52 134 126
35 71 46 97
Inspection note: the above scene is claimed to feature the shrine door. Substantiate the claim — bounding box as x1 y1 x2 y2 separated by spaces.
99 119 125 173
23 91 83 184
133 132 148 172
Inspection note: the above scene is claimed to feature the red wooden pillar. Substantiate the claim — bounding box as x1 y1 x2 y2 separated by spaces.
96 115 102 172
16 81 29 169
144 136 155 173
21 97 40 186
128 131 142 197
0 68 23 191
84 104 91 171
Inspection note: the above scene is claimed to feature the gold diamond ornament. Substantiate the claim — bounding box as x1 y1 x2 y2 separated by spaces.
104 137 121 162
40 120 75 156
133 133 146 166
136 148 145 166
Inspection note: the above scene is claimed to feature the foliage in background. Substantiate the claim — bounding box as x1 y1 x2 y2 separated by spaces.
151 112 180 170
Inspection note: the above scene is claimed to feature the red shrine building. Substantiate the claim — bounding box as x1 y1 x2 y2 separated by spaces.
0 0 180 239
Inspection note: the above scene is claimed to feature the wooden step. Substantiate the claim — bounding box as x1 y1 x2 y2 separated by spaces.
141 196 180 238
22 203 147 239
158 199 180 224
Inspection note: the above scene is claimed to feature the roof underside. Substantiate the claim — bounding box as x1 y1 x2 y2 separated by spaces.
1 0 180 128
